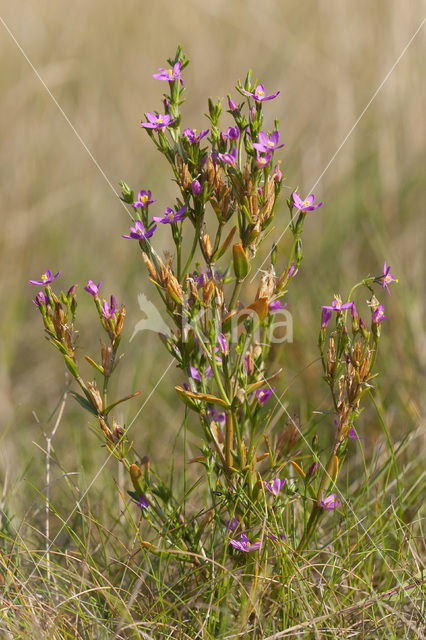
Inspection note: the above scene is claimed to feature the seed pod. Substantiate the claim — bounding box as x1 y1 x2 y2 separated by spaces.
203 280 215 305
214 285 225 310
201 230 213 260
115 305 126 336
101 341 112 373
87 380 103 413
256 267 275 300
175 153 191 190
167 275 184 304
141 252 158 281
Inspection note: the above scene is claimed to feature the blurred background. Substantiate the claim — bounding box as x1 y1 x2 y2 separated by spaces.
0 1 425 519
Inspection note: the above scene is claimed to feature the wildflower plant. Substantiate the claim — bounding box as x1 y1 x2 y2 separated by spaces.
30 47 400 626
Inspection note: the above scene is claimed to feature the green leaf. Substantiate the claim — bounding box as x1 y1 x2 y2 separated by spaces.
70 392 97 416
104 392 141 416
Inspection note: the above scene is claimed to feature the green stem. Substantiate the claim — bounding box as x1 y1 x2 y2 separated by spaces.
229 278 243 311
181 220 201 279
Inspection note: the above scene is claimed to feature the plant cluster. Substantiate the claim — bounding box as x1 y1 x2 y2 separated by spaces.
29 47 399 626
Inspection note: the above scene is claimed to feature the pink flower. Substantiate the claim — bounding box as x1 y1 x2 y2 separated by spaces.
252 131 284 153
152 61 183 85
29 269 60 286
132 190 155 209
241 84 280 102
292 192 323 212
84 280 102 298
140 113 176 130
229 533 261 552
264 478 286 496
319 493 340 510
381 261 397 295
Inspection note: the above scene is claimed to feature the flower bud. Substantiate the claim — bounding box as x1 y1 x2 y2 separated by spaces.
191 179 202 195
295 238 303 265
228 96 238 113
307 461 318 478
129 463 144 493
321 308 332 330
217 332 228 355
233 243 250 280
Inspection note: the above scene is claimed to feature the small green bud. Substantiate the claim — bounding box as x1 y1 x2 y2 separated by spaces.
233 243 250 280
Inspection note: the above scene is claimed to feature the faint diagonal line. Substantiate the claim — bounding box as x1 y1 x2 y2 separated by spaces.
254 362 421 614
252 16 426 281
309 16 426 194
0 15 131 216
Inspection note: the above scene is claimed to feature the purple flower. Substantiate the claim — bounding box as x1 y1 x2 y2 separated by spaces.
269 532 286 542
255 151 272 169
218 146 238 168
225 517 241 533
349 427 363 440
84 280 102 298
191 268 226 288
189 365 212 381
29 269 60 286
319 493 340 511
292 192 323 212
229 533 261 552
256 387 274 405
269 300 287 312
191 179 202 196
381 261 397 295
226 126 240 140
372 304 387 323
351 303 358 320
153 205 186 224
183 128 209 143
122 220 156 240
210 408 226 424
264 478 286 496
321 308 332 329
321 296 354 312
140 112 176 130
136 494 149 510
101 295 116 319
252 131 284 153
241 84 280 102
32 291 48 307
189 366 202 382
132 190 155 209
152 61 183 85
